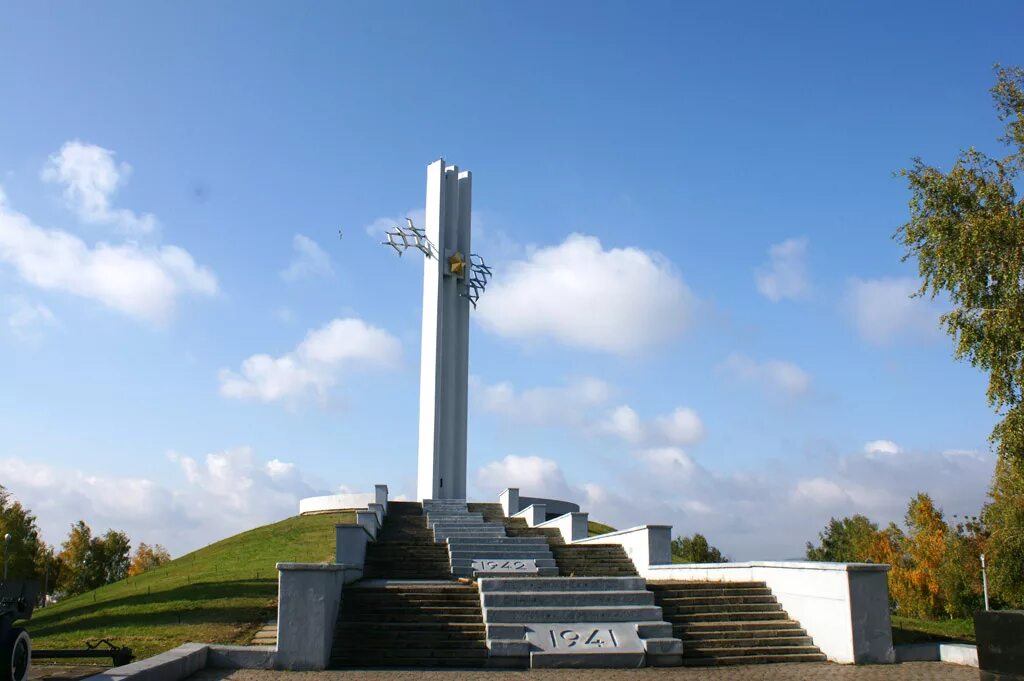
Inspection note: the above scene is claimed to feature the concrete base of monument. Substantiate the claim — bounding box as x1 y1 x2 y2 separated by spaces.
479 577 683 668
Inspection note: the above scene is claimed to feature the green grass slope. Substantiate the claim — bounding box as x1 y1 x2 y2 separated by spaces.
28 512 352 660
587 521 616 536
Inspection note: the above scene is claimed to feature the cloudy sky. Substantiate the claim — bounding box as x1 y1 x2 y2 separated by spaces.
1 2 1020 559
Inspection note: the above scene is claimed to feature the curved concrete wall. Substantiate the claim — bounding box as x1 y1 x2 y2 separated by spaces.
299 493 375 515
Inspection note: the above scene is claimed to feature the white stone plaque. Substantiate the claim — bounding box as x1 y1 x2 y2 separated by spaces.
525 622 644 655
472 558 539 574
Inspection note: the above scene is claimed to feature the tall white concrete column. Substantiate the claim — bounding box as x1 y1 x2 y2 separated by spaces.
417 160 472 501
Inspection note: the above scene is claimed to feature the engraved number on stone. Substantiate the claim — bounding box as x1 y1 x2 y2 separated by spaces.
547 628 618 649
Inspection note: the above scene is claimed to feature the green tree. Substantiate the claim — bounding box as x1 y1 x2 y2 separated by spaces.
671 533 727 563
984 455 1024 605
0 485 43 581
897 65 1024 462
938 514 987 618
96 530 131 583
896 64 1024 607
805 514 879 562
57 521 94 595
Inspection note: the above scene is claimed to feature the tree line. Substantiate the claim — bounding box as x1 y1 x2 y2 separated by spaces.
804 492 1000 619
0 485 170 598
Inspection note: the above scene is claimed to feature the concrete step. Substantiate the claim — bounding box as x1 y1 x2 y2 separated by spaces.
659 595 778 607
480 577 647 593
481 590 655 608
449 549 554 561
683 636 815 649
673 620 801 633
678 626 807 640
663 602 783 616
485 605 664 623
674 610 791 623
683 652 828 666
336 622 485 632
448 537 550 546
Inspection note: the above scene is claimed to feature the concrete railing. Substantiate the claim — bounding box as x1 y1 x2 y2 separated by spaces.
299 484 389 516
573 525 672 571
276 563 357 670
499 487 580 519
537 511 589 543
645 561 895 664
511 503 546 526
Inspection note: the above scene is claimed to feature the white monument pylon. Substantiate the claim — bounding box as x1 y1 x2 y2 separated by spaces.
381 160 491 501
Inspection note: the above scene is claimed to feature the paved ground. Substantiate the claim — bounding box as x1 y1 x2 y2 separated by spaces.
187 662 976 681
30 664 107 681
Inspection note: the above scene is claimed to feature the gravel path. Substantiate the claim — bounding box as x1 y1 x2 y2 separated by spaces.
187 662 976 681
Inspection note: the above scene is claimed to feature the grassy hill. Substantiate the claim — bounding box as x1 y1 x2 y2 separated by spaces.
28 511 352 660
588 520 616 536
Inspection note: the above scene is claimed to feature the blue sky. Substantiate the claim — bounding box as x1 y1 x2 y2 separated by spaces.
1 1 1021 559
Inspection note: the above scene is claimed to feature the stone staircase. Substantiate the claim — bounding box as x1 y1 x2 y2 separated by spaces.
330 581 488 668
468 502 639 577
479 576 683 667
423 499 558 577
647 581 826 666
363 501 451 579
550 545 639 577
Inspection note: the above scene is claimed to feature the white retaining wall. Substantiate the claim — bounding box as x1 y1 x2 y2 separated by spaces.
645 561 894 664
573 525 672 572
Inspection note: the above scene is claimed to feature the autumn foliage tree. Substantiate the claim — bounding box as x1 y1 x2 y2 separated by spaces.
57 521 132 596
128 543 171 577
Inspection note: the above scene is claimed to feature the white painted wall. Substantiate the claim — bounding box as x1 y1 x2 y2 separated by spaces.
537 512 589 543
299 493 375 515
512 504 546 526
574 525 672 571
645 561 894 664
499 488 520 516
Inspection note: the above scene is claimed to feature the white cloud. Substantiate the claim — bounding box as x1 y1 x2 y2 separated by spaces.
5 296 57 339
476 234 696 354
0 191 217 323
477 376 704 446
599 405 705 446
219 317 401 404
755 238 809 302
280 234 334 282
0 447 322 555
655 408 705 446
601 405 644 443
864 439 901 458
792 477 850 506
41 141 157 235
722 354 811 398
845 277 941 345
476 455 573 500
636 447 697 478
479 377 612 427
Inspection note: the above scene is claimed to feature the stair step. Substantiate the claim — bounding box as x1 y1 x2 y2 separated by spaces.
683 652 828 666
481 590 655 607
486 605 664 623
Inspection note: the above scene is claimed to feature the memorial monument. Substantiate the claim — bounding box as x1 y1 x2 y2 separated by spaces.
381 159 491 501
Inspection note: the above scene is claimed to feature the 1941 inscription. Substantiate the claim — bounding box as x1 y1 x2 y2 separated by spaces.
547 627 619 649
